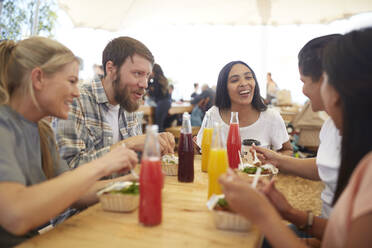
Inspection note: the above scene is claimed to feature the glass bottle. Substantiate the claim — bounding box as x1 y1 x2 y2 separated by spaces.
201 112 213 172
178 112 194 182
208 122 228 199
226 112 242 169
139 125 163 226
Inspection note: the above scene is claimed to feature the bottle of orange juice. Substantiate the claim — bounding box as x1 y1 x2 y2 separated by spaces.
208 122 228 199
201 113 213 172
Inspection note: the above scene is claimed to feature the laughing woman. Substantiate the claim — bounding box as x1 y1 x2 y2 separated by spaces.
0 37 137 247
196 61 292 155
220 28 372 248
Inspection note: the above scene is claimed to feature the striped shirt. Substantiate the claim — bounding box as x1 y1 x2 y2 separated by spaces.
53 80 142 169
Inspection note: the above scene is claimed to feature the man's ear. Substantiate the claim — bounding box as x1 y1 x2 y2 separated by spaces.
31 67 44 91
105 61 117 80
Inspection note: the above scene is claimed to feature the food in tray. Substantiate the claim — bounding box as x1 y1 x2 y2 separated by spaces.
241 166 271 175
214 198 232 212
238 149 278 177
97 181 139 212
237 160 278 183
207 194 251 232
161 154 178 176
108 182 139 195
239 163 278 175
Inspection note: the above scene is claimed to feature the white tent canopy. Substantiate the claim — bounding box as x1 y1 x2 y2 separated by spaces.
58 0 372 31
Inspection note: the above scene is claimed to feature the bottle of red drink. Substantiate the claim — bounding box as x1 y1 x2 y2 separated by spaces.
139 125 163 226
226 112 241 169
178 112 194 182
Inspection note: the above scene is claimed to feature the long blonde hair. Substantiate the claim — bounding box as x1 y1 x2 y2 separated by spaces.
0 37 78 179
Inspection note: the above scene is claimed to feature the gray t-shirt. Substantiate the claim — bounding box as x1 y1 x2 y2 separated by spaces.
0 105 70 247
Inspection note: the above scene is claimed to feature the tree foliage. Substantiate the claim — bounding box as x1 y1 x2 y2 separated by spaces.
0 0 57 40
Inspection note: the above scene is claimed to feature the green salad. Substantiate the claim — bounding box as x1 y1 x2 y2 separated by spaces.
215 198 231 212
110 182 139 195
242 166 270 175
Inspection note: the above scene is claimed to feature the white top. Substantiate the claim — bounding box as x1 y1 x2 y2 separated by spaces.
104 104 121 144
316 118 342 218
196 106 289 150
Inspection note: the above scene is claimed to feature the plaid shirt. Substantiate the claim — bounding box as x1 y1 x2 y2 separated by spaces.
53 80 142 169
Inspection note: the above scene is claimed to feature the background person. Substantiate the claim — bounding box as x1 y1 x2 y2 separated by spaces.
92 64 104 82
190 83 215 126
266 72 278 105
190 82 199 99
147 63 171 132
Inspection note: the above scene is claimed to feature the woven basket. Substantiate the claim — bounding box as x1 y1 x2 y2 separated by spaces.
99 193 139 212
162 162 178 176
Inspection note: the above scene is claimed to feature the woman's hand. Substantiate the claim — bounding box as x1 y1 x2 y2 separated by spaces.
99 145 138 176
262 179 293 219
253 145 282 167
219 169 276 224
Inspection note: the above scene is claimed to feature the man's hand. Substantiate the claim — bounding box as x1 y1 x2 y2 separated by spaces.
115 135 146 152
113 132 175 155
158 132 175 155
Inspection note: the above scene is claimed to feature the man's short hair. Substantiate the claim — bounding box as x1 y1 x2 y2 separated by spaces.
102 36 154 76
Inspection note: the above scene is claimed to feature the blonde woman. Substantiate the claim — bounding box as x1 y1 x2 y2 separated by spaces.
0 37 137 247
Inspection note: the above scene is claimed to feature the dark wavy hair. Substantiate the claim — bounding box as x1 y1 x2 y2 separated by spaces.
215 61 267 112
323 28 372 205
152 63 169 95
298 34 342 82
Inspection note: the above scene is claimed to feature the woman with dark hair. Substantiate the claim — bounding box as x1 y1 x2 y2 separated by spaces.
148 63 171 132
196 61 292 155
219 27 372 247
254 34 342 220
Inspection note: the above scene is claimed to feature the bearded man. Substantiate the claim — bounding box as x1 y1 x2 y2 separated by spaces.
54 37 175 170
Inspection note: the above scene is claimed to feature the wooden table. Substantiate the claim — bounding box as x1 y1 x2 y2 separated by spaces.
168 103 193 115
138 103 193 125
18 156 262 248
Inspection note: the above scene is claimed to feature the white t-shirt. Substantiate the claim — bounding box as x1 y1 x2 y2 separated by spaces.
104 104 121 144
316 118 342 218
196 106 289 150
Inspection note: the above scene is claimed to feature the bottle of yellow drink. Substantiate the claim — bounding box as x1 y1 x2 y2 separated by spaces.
208 122 228 199
201 113 213 172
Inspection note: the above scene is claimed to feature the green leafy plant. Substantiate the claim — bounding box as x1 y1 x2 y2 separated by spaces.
0 0 57 40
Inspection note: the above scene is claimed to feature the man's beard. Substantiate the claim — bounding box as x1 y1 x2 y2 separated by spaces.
113 74 142 112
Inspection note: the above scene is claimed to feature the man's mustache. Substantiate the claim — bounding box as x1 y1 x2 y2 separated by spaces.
133 89 145 95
